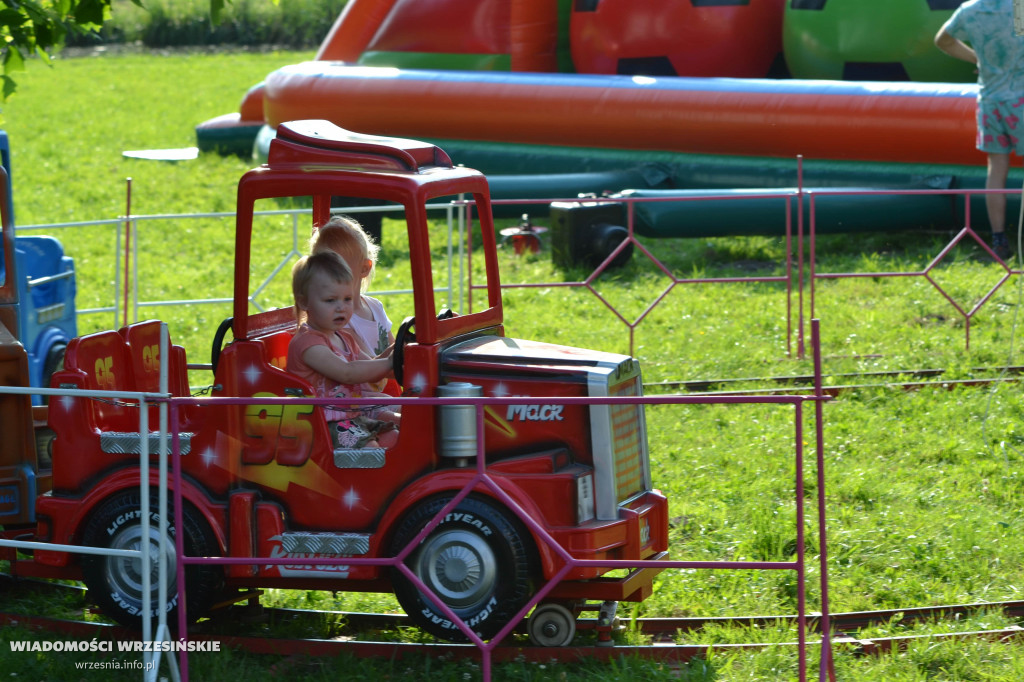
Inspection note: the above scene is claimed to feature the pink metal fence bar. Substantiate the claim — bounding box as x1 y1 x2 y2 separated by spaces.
466 169 1021 363
36 171 1021 372
808 187 1021 352
465 191 798 359
812 319 835 681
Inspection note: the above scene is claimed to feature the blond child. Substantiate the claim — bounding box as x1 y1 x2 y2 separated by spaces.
310 215 395 357
288 250 400 449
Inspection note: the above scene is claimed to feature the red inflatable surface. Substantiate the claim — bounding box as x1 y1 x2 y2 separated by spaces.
571 0 785 78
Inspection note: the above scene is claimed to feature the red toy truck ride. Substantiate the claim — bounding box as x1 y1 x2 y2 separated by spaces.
0 121 668 645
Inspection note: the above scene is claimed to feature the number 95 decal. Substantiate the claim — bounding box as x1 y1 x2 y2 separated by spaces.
243 392 315 466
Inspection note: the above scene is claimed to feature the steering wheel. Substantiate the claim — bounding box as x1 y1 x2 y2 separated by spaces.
210 317 234 375
392 316 416 386
392 310 458 385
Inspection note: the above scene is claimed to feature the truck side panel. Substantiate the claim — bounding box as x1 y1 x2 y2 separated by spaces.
0 320 41 525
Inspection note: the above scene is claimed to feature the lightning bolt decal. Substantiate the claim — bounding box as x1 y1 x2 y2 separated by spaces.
484 405 517 439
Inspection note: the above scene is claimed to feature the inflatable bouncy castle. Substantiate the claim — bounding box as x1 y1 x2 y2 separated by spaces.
198 1 1009 237
198 0 977 157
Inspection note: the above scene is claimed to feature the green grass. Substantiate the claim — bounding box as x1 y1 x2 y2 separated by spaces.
5 50 1024 680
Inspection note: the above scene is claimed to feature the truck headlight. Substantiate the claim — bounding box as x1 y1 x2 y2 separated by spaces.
576 472 595 524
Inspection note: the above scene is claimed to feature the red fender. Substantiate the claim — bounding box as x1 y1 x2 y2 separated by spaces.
38 468 226 564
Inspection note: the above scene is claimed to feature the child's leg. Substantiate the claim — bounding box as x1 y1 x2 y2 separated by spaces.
361 391 401 420
332 419 376 449
376 429 399 449
327 420 345 448
352 411 399 448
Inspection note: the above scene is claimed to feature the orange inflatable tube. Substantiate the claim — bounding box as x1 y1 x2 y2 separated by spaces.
262 64 983 167
315 0 399 62
317 0 559 71
509 0 559 72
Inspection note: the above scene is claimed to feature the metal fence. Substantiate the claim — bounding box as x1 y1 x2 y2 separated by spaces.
7 181 1023 680
0 327 179 681
15 183 1021 368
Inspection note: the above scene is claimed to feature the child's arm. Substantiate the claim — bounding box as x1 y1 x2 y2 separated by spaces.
374 343 396 383
348 328 376 359
301 344 393 385
934 22 977 66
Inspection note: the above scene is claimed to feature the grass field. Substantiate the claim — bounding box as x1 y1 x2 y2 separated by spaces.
3 50 1024 680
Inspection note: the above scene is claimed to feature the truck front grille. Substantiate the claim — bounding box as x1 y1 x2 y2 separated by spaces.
589 360 651 520
610 379 645 502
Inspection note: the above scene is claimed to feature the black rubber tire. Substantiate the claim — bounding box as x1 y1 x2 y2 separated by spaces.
40 341 66 405
33 426 55 470
390 494 538 642
80 490 223 630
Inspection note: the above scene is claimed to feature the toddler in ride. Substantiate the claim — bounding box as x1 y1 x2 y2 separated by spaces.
288 250 400 449
310 215 395 357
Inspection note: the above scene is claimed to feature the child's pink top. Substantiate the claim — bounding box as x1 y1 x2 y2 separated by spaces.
287 323 377 421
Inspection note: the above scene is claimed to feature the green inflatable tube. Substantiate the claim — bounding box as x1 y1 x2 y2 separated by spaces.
485 167 672 218
618 187 959 238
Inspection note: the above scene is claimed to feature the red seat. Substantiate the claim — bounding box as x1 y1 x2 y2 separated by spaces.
59 329 136 432
259 329 294 371
119 320 190 396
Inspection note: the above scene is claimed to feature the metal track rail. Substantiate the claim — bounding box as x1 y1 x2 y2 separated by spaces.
648 365 1024 396
3 576 1024 665
1 609 1021 664
226 599 1024 638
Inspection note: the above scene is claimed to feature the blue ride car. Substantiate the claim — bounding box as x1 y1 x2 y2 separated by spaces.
0 130 77 404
